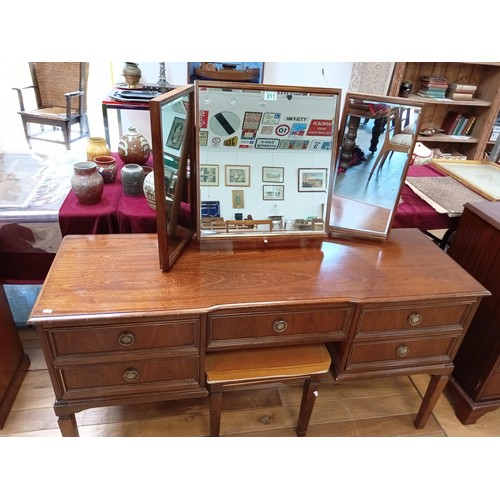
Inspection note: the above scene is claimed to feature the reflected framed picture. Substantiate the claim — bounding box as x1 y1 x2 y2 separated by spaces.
263 184 284 201
225 165 250 187
200 164 219 186
298 168 327 192
166 116 185 150
262 166 284 183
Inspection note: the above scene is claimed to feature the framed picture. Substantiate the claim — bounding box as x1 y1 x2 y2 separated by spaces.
298 168 328 192
200 164 219 186
262 166 284 183
263 185 284 201
225 165 250 187
232 190 245 208
188 62 264 84
165 116 185 150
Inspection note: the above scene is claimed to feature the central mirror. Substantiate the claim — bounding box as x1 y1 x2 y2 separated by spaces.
329 93 424 239
194 81 342 242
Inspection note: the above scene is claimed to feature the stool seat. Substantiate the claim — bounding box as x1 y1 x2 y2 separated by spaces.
205 344 331 437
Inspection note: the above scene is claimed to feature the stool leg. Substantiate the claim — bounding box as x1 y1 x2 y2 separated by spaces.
209 384 223 437
296 374 321 437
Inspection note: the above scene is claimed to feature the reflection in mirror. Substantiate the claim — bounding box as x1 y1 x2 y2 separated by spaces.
150 85 197 271
194 81 341 241
329 93 423 239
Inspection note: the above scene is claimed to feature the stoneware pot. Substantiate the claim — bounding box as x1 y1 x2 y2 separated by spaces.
117 126 151 165
86 137 111 161
143 169 156 210
71 162 104 204
121 163 145 197
122 62 141 88
94 155 117 184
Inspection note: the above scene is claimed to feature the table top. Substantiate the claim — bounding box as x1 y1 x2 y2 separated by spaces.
29 228 488 324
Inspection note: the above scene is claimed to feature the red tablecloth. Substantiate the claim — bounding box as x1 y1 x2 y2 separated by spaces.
59 153 155 236
393 163 460 231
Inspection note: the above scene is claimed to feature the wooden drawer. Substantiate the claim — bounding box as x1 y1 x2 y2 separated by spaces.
47 318 200 360
208 306 352 348
356 301 472 339
345 333 462 372
58 357 201 400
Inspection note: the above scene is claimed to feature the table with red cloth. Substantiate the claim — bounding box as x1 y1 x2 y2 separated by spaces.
58 153 156 237
393 163 460 231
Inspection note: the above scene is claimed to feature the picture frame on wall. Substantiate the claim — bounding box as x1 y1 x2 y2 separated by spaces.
263 184 284 201
262 166 284 183
165 116 185 150
225 165 250 187
298 168 328 192
188 62 264 84
200 164 219 186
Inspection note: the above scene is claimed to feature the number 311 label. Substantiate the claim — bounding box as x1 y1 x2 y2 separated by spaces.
264 91 277 101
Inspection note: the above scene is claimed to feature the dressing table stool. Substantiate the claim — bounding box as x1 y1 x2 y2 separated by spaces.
205 343 331 437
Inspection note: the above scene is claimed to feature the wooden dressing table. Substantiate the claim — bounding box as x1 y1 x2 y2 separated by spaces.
28 228 488 436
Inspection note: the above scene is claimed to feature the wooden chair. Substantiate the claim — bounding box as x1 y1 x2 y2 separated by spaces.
205 343 331 436
13 62 90 150
367 107 415 181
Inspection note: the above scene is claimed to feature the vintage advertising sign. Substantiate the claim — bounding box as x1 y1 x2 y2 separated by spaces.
306 119 332 136
255 138 280 149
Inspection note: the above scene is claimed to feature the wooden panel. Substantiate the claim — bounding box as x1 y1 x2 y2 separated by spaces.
49 319 200 357
58 357 200 400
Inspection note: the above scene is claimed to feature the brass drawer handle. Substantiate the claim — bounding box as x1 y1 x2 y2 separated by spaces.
123 368 140 382
118 330 136 346
396 345 410 357
273 319 288 333
407 312 422 326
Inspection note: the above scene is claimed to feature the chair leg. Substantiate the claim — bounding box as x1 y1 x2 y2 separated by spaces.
296 375 321 437
208 385 223 437
62 123 71 150
368 151 388 181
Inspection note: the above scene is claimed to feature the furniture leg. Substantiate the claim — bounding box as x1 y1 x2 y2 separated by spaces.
369 116 385 153
102 103 110 146
57 414 80 437
340 115 361 169
296 375 321 437
414 374 449 429
209 385 223 437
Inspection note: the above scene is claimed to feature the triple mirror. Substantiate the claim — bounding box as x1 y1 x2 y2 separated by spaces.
150 84 423 271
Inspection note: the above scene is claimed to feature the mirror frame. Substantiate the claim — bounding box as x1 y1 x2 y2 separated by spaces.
150 84 197 271
192 80 343 246
328 92 424 240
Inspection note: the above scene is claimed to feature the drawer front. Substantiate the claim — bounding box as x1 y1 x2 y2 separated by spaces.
208 306 352 348
58 357 201 400
48 319 200 358
345 334 461 372
357 302 472 338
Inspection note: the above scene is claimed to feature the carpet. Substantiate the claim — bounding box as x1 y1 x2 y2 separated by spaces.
405 176 486 215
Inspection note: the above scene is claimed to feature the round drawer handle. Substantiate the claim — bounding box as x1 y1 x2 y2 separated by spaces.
407 312 423 326
123 368 140 382
118 331 136 346
273 319 288 333
396 345 410 357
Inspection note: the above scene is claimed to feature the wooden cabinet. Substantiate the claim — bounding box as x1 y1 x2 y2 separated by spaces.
447 201 500 424
0 284 30 428
389 62 500 160
29 230 488 436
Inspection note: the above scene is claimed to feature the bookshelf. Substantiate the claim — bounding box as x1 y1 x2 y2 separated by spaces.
388 62 500 160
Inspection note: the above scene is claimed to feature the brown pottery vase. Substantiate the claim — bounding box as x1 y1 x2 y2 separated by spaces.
117 126 151 165
94 155 118 184
71 162 104 204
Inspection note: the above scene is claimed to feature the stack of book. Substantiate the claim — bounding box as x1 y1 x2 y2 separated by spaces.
417 76 448 98
441 110 477 136
445 83 477 100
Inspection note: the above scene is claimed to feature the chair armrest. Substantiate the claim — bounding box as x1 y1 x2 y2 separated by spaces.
12 85 36 112
64 91 85 117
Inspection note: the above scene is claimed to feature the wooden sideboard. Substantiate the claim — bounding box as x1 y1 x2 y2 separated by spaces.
447 201 500 423
0 284 30 428
28 229 488 436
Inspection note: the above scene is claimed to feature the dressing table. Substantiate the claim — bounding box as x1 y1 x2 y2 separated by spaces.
28 84 489 436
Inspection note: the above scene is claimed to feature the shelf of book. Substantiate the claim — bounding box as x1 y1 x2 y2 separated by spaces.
389 62 500 160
